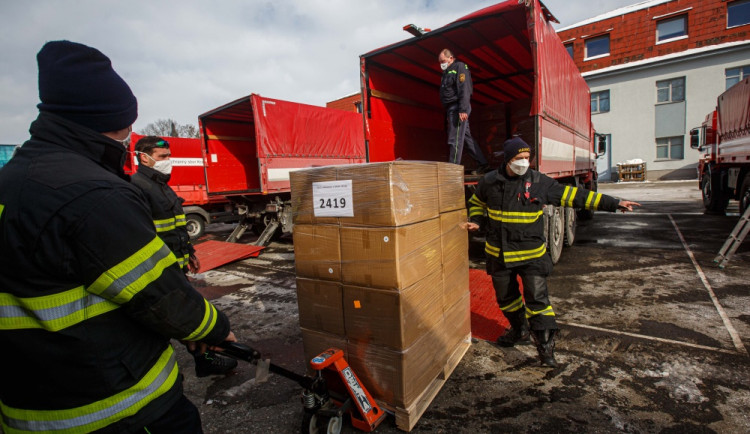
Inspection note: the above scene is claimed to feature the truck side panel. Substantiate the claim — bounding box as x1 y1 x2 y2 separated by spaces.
717 77 750 163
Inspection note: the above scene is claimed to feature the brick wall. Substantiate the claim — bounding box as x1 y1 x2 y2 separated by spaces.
326 93 362 113
557 0 750 74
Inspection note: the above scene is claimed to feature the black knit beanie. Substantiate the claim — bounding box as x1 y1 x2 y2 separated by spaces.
503 137 531 160
37 40 138 133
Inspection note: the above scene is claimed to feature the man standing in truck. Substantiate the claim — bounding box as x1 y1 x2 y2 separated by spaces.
439 48 488 173
466 137 640 367
132 135 238 378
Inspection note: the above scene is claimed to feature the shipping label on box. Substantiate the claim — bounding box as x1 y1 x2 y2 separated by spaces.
296 278 345 336
336 161 439 227
343 270 443 350
290 166 340 225
293 224 341 281
340 218 441 289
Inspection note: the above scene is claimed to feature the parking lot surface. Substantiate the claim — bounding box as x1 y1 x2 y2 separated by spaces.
182 180 750 433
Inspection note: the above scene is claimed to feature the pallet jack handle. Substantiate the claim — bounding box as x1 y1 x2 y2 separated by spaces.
218 341 313 389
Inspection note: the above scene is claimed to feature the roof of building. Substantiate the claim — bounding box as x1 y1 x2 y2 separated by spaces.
558 0 673 31
582 39 750 77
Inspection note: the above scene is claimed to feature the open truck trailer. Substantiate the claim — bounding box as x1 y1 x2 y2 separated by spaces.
359 0 602 262
197 94 365 245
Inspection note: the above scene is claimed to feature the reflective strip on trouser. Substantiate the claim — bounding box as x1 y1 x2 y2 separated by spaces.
153 217 176 233
0 345 179 433
489 258 557 330
87 236 177 304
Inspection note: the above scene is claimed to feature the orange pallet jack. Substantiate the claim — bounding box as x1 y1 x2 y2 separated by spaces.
220 342 386 433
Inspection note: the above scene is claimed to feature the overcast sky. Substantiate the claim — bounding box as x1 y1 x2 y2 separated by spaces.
0 0 642 144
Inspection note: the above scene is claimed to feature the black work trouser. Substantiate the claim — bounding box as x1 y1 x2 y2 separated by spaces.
487 254 558 331
142 394 203 434
446 106 487 166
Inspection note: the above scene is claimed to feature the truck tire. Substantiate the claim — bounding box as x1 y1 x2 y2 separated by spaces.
740 173 750 216
547 205 564 264
185 213 206 240
702 171 729 214
564 207 576 247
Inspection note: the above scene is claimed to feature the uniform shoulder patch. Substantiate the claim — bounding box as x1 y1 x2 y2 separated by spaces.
459 73 466 83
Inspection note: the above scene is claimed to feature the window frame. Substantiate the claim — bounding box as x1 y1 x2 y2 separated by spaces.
591 90 610 114
656 14 688 44
728 0 750 29
565 43 574 59
656 77 685 104
655 136 685 161
584 34 610 61
725 65 750 90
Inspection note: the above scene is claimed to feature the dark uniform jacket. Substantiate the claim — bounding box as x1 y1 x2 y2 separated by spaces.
469 166 620 267
0 112 230 433
132 165 194 271
440 60 473 113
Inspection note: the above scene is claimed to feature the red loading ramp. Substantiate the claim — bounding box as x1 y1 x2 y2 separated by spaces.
193 240 264 273
469 268 513 342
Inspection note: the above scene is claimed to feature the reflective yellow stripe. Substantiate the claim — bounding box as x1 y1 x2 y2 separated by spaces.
174 214 186 228
593 192 603 209
526 305 555 317
500 296 524 313
468 195 486 208
182 298 219 341
585 191 596 209
176 253 190 269
487 209 542 223
0 287 119 331
88 236 177 304
469 207 485 218
503 243 547 263
566 187 578 207
484 242 501 258
0 346 178 433
153 216 177 233
0 203 4 218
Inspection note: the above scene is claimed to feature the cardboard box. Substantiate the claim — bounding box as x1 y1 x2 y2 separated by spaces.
440 209 470 309
296 278 345 336
441 291 471 360
293 224 341 281
290 166 339 225
336 161 439 227
340 218 441 289
436 163 465 213
346 323 445 408
300 327 348 367
343 270 443 350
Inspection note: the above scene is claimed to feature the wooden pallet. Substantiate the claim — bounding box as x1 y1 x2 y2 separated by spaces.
617 163 646 182
378 333 472 431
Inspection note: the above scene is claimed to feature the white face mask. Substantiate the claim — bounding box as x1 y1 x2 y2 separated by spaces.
139 152 173 175
440 62 449 71
509 158 530 176
153 159 173 175
115 130 131 148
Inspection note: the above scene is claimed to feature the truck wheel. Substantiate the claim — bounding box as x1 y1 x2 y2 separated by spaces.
563 207 576 247
702 171 729 214
547 206 564 264
185 214 205 239
740 174 750 216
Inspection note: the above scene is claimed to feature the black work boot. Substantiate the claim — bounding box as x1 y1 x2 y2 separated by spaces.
531 329 558 368
194 350 238 377
496 310 530 347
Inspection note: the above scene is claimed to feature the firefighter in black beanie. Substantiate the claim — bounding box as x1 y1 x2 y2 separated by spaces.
465 137 640 367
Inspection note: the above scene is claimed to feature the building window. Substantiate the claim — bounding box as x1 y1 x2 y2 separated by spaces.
656 15 687 42
656 136 684 160
585 35 610 60
656 77 685 103
591 90 610 114
565 44 574 59
728 0 750 28
726 65 750 89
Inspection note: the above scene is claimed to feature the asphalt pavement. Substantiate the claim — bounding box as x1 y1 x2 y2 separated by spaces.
182 180 750 433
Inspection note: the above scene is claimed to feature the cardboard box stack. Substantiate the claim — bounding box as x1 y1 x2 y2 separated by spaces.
290 161 471 418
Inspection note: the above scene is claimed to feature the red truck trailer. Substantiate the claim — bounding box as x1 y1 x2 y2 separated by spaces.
359 0 603 262
125 133 237 239
690 77 750 215
197 94 366 244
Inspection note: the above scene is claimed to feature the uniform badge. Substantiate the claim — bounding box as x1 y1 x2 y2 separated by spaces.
459 73 466 83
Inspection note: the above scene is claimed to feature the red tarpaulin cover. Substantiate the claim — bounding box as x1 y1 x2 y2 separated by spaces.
193 240 264 273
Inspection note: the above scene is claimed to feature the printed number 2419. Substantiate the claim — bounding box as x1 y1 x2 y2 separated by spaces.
319 198 346 209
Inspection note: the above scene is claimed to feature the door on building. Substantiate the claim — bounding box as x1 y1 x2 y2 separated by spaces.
596 134 612 182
